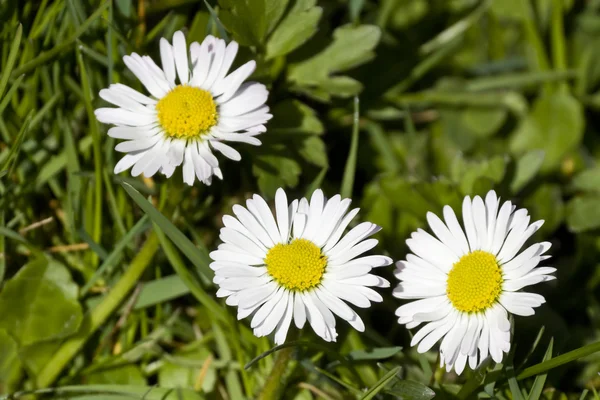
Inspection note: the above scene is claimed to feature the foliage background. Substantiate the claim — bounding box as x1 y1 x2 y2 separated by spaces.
0 0 600 398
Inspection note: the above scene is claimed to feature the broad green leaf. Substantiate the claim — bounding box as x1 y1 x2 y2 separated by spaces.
253 151 302 198
571 166 600 193
523 184 564 236
133 275 191 310
19 340 61 376
86 365 146 385
289 24 380 99
299 136 328 167
461 108 507 138
566 195 600 233
510 92 584 172
266 0 322 59
218 0 289 45
386 380 436 400
511 150 545 193
0 329 22 394
269 99 324 135
0 258 83 346
159 347 217 393
452 155 507 195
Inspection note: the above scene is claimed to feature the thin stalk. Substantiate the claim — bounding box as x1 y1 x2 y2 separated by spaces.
35 233 160 388
256 344 296 400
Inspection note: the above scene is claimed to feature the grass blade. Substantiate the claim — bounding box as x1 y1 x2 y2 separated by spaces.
1 111 33 176
340 96 360 198
153 221 226 322
528 338 554 400
517 339 600 380
81 215 151 296
359 366 401 400
0 24 22 100
121 182 213 281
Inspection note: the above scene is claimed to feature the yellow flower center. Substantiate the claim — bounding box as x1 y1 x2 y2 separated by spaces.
156 85 217 138
265 239 327 292
446 250 503 313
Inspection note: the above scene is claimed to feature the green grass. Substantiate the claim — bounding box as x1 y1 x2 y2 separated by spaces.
1 0 600 399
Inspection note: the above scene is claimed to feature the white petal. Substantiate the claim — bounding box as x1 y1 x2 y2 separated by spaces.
172 31 189 84
114 152 146 174
210 141 241 161
160 38 176 85
484 191 499 250
293 292 307 329
275 188 290 242
273 294 294 344
443 205 470 255
462 196 478 252
491 201 513 255
216 61 257 103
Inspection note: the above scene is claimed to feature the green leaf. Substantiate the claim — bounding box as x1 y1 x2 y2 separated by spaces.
0 24 22 100
385 380 436 400
359 366 401 400
461 108 507 138
218 0 289 45
523 184 564 236
346 347 403 361
266 0 322 59
299 135 328 167
0 329 22 394
511 150 545 193
452 155 507 195
566 195 600 233
159 347 217 393
253 151 302 198
0 258 83 346
571 166 600 194
528 339 554 400
86 365 146 385
289 24 380 99
121 183 214 281
269 99 324 135
510 92 584 172
22 385 205 400
132 275 190 310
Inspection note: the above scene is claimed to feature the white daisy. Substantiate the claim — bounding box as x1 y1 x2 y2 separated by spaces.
210 188 392 344
393 190 555 375
95 30 271 185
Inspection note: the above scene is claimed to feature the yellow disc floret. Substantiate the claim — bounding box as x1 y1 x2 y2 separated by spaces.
156 85 217 138
446 250 503 313
265 239 327 292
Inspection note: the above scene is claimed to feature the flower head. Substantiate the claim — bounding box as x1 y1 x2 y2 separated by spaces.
95 31 271 185
210 188 392 344
394 190 555 374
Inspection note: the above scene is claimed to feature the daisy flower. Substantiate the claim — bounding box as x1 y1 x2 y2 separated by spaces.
95 30 271 185
393 190 555 374
210 188 392 344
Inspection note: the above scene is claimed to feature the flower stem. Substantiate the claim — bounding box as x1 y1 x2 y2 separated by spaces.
256 344 296 400
35 232 160 388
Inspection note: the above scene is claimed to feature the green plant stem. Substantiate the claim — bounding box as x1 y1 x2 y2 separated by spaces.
35 232 160 388
256 344 296 400
517 340 600 380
